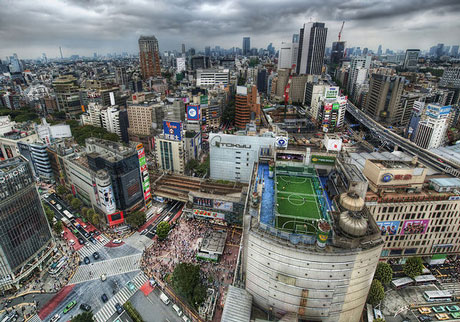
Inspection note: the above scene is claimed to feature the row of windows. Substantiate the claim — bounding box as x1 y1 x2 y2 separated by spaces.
375 202 458 214
375 210 459 222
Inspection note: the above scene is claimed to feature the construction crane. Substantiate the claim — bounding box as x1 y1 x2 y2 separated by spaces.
338 21 345 41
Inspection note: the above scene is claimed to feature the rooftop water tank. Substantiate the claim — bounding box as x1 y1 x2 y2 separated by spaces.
340 192 364 212
339 211 368 237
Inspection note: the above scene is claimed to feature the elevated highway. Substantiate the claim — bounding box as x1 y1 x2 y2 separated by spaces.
346 101 460 178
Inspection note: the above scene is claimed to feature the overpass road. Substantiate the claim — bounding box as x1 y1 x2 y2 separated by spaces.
346 101 460 178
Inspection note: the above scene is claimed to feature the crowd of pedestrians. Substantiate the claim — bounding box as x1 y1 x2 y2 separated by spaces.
140 217 242 321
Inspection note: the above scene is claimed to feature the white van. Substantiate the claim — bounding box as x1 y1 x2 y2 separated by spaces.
159 292 170 305
69 239 75 246
182 314 191 322
172 304 183 317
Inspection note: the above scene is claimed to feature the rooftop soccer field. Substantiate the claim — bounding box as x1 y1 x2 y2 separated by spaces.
275 174 322 232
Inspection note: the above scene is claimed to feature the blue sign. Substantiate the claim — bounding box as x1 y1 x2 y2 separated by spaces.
187 105 200 121
377 221 400 235
381 173 393 182
163 121 182 141
276 137 288 148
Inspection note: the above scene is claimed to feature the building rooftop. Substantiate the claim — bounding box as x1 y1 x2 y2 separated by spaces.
0 156 26 174
221 286 252 322
429 177 460 188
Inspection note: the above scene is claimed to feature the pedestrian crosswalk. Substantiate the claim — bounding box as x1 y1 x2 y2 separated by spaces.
77 235 109 258
70 253 142 284
28 314 42 322
123 234 154 251
93 272 148 322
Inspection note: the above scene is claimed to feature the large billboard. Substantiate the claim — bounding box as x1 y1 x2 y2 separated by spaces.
187 105 200 121
193 197 213 208
193 209 225 221
311 155 336 165
108 211 124 227
136 144 151 207
400 219 430 235
213 200 233 212
163 121 182 141
99 185 116 213
377 221 400 236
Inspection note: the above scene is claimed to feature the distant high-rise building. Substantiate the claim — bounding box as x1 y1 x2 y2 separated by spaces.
115 67 128 87
440 67 460 89
205 46 211 57
191 56 210 70
138 35 161 79
42 53 47 64
362 48 368 56
347 55 371 97
235 85 261 128
243 37 251 56
278 42 299 69
377 45 382 55
296 22 328 75
364 74 405 125
181 44 186 55
176 57 186 73
292 33 299 43
53 75 85 117
436 43 444 58
451 45 459 57
331 41 346 64
256 69 268 94
403 49 420 69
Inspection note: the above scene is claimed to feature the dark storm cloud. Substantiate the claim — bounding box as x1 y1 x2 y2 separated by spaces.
1 0 459 58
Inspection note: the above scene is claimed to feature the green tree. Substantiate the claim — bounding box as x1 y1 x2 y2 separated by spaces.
56 185 67 196
71 311 94 322
53 221 63 235
367 279 385 306
81 207 89 219
156 221 170 241
125 211 146 229
374 262 393 286
91 212 100 227
71 198 83 210
43 203 55 225
65 193 74 203
403 257 423 278
172 263 206 309
374 318 385 322
185 159 200 174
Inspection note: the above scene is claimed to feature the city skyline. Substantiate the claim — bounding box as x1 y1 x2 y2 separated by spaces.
1 0 460 58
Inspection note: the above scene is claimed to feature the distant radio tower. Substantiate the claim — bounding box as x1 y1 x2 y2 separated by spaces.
59 46 63 59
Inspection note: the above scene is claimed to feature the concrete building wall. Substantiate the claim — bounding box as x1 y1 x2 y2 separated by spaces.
244 230 382 321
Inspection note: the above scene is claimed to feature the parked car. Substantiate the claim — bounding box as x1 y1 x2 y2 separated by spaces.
113 239 122 244
50 313 61 322
93 252 100 260
84 256 90 264
78 238 85 245
89 237 97 244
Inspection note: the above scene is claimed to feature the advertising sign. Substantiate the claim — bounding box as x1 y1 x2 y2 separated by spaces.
325 87 339 99
193 209 225 221
213 200 233 212
332 103 340 110
200 95 208 105
400 219 430 235
377 221 400 235
187 105 200 121
325 138 342 152
275 137 288 148
193 197 213 208
108 211 124 227
324 103 333 111
136 144 152 207
311 155 336 165
100 185 116 213
163 121 182 141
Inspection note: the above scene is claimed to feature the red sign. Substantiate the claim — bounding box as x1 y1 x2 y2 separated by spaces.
394 174 412 180
108 211 124 226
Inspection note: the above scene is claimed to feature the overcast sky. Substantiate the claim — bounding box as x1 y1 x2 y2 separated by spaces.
1 0 460 59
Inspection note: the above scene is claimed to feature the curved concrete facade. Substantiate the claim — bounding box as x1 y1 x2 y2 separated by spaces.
244 229 382 321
